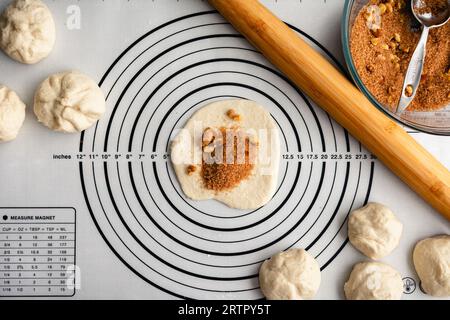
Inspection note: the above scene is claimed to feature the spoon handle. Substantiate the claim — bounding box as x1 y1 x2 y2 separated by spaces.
397 26 430 113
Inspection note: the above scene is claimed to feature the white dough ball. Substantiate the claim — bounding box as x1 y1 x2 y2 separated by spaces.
344 261 403 300
34 71 106 133
0 85 26 142
0 0 55 64
348 202 403 259
413 235 450 297
259 248 321 300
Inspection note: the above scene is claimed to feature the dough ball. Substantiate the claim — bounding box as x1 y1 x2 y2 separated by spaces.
0 0 56 64
0 85 26 142
348 202 403 259
413 235 450 297
34 71 106 133
344 261 403 300
259 249 321 300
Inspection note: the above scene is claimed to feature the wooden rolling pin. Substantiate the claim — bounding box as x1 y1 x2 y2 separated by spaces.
209 0 450 219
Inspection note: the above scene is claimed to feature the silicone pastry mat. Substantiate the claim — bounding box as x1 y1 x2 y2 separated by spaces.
0 0 448 299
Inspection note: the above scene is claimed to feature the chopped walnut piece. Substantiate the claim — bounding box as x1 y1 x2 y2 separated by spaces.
397 0 405 10
386 3 393 13
388 96 394 104
405 85 414 97
389 41 398 50
226 109 241 121
186 165 197 176
379 3 387 14
390 54 400 63
399 45 410 53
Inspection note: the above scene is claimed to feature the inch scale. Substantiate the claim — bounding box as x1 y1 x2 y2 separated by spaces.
52 151 376 163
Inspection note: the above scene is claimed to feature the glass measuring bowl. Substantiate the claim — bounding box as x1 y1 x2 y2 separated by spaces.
341 0 450 135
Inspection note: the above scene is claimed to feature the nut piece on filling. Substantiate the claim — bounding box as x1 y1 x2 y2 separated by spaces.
226 109 241 121
186 165 197 176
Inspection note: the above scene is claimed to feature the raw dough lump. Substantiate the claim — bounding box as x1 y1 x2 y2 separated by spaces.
344 262 403 300
0 0 55 64
259 249 321 300
348 202 403 259
413 235 450 297
34 71 106 133
0 85 26 142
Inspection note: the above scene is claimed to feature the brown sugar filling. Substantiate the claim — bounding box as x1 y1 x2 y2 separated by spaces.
201 127 256 192
350 0 450 111
414 0 448 17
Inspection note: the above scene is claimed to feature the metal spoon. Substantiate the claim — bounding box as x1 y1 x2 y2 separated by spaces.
396 0 450 113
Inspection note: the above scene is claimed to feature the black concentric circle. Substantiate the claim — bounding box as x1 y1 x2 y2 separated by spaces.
79 11 375 299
